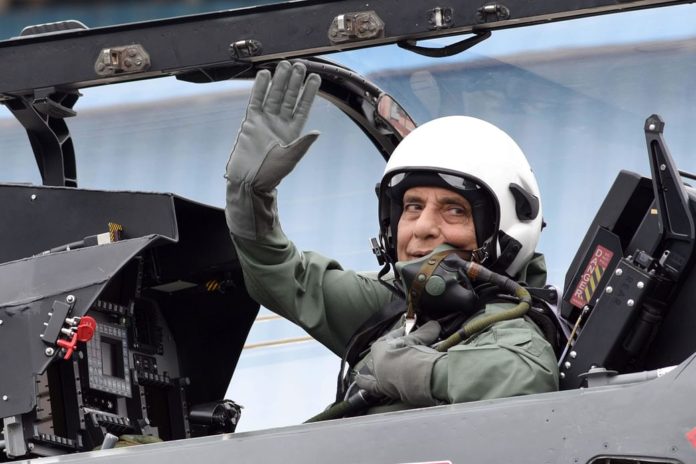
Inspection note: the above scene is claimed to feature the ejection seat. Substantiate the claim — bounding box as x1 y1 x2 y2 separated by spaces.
556 115 696 389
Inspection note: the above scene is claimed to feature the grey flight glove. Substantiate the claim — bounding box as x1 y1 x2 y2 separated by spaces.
355 320 446 407
225 60 322 240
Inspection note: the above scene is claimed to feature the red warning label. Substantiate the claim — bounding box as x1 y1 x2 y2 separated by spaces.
686 427 696 448
570 244 614 308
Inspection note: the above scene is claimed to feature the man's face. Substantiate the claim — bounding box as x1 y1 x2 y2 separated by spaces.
396 186 477 262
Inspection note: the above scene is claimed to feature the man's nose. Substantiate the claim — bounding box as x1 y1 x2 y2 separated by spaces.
413 207 441 239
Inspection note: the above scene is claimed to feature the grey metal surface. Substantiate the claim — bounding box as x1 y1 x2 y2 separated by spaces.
0 184 178 264
3 416 27 458
16 353 696 464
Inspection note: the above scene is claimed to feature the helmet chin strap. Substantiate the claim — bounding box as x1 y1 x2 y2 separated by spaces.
372 235 406 300
470 232 523 277
471 232 498 269
471 245 489 265
492 230 523 275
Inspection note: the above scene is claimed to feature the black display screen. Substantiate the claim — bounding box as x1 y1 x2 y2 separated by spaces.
101 337 125 379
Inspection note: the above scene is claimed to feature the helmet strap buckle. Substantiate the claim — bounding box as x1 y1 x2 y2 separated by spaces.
370 237 386 266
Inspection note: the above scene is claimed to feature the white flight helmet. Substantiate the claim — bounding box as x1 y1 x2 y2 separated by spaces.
377 115 543 277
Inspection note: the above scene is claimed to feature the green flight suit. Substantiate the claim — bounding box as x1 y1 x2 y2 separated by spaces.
230 224 559 412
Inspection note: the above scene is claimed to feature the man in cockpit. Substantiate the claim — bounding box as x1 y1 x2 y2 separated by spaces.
224 61 558 415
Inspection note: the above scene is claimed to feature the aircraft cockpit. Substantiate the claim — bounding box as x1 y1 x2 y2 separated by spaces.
2 1 696 463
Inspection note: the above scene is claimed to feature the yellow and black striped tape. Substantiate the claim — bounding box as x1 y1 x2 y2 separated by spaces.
583 263 605 302
108 222 123 242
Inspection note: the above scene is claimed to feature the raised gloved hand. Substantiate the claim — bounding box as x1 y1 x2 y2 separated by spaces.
355 320 445 407
225 60 322 240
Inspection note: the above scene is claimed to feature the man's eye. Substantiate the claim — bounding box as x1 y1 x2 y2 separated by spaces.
403 203 422 213
446 205 469 216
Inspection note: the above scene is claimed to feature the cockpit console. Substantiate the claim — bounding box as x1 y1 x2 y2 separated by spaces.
0 186 258 459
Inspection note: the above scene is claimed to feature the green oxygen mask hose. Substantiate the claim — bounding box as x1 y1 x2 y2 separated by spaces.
433 256 532 352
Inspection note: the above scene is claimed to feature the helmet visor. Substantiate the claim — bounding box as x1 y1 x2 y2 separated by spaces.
386 171 482 194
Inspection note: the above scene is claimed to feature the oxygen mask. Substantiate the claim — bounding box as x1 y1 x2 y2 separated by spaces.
395 245 479 320
396 244 534 351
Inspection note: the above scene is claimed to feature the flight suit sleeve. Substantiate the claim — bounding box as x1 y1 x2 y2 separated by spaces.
430 314 559 404
231 226 393 357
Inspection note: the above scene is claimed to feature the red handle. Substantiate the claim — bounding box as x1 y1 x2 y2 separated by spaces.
56 316 97 360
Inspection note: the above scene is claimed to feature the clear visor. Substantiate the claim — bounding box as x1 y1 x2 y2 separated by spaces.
387 171 483 192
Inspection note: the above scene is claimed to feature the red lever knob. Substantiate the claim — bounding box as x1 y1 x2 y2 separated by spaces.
56 316 97 360
76 316 97 342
